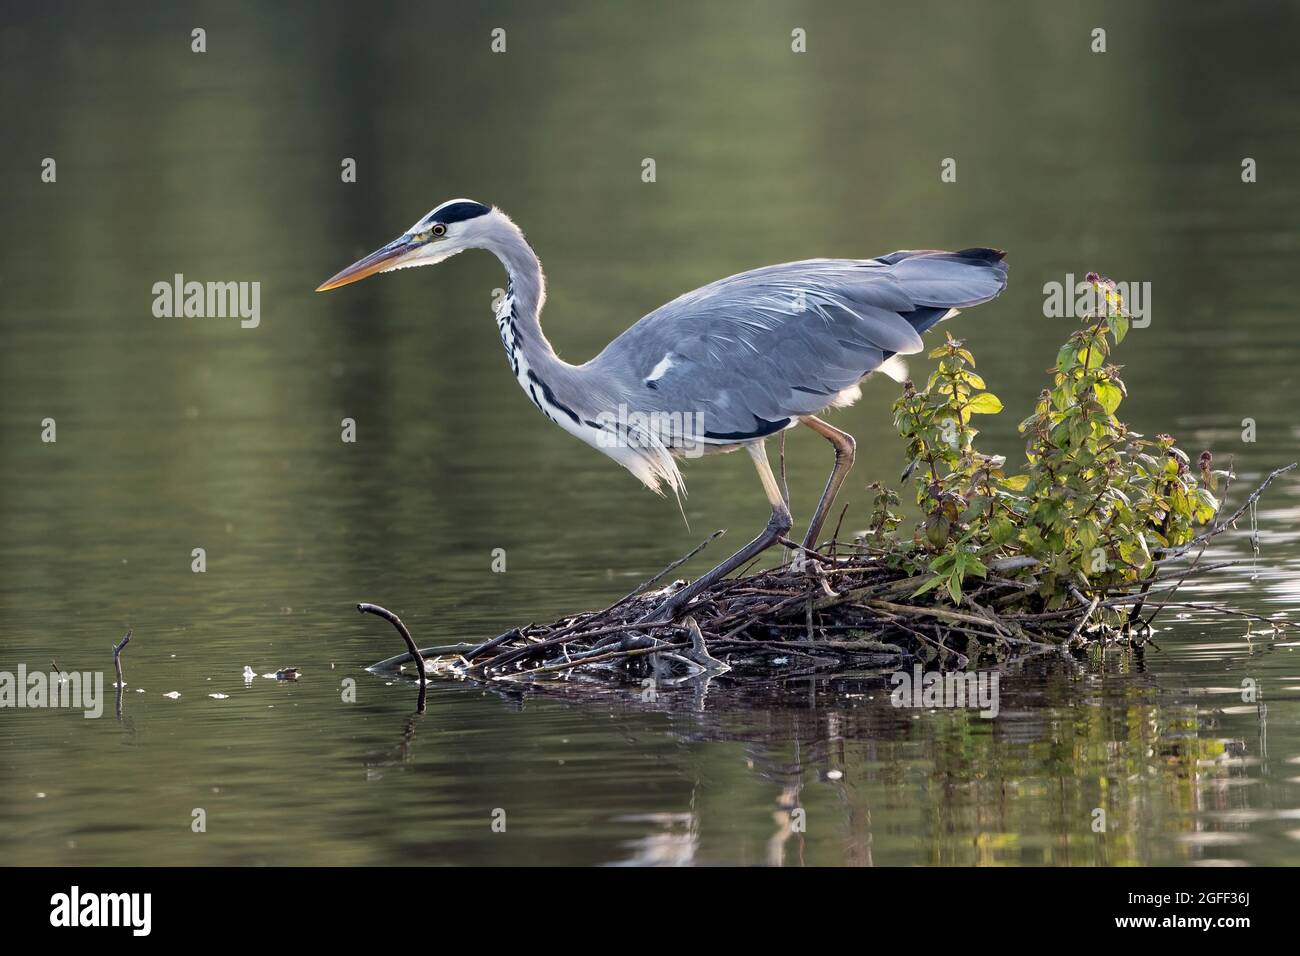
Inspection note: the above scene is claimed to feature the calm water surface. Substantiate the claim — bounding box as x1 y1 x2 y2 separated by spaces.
2 1 1299 865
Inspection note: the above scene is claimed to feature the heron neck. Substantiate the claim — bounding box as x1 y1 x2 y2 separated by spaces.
487 227 564 376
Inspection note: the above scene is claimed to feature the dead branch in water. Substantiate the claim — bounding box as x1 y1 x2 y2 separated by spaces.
112 629 132 687
1160 462 1295 560
358 603 426 685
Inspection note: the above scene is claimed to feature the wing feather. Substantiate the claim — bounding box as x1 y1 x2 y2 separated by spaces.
588 249 1008 442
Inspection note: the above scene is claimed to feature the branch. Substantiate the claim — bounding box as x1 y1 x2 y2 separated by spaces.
1161 462 1297 559
112 628 132 687
1143 460 1237 627
358 603 426 684
616 530 726 606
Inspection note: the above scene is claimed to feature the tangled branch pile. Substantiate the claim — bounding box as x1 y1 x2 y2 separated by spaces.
365 277 1295 684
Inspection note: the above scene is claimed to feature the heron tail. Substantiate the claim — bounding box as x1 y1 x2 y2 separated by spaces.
876 247 1009 339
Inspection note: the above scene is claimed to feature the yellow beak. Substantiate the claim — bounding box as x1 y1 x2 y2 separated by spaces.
316 237 413 292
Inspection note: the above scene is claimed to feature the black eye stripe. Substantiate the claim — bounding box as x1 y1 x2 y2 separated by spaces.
429 200 490 225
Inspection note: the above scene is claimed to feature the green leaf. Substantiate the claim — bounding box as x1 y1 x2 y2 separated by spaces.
990 515 1017 544
1111 313 1129 344
966 392 1003 415
1093 381 1123 415
1193 488 1220 523
1001 474 1030 492
1077 520 1099 553
911 575 944 598
929 552 957 573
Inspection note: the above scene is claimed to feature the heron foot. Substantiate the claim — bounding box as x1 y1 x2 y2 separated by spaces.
637 505 792 625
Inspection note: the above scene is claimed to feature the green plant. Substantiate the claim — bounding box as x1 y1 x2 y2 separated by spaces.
887 276 1220 612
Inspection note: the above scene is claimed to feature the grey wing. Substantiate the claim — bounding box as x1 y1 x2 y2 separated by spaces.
589 248 1009 443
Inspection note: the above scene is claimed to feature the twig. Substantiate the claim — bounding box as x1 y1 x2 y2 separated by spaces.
863 599 1007 630
1159 462 1296 559
112 629 132 687
615 530 725 606
482 618 679 673
358 603 426 684
492 530 725 661
829 504 849 555
777 536 838 565
464 627 523 663
1127 463 1293 623
1066 587 1099 644
1143 459 1239 627
510 640 685 679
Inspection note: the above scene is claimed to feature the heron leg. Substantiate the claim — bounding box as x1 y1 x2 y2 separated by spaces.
799 415 856 552
640 441 792 624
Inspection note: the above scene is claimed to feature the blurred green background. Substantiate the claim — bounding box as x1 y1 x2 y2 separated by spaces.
1 1 1298 865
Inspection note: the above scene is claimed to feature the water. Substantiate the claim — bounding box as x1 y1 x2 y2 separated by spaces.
2 1 1298 866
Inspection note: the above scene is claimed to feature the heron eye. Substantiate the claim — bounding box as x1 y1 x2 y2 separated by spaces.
431 223 447 237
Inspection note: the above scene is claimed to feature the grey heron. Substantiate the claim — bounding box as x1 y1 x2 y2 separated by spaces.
318 200 1008 622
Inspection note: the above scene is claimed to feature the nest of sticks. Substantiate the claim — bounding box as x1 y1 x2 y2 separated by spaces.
361 464 1295 686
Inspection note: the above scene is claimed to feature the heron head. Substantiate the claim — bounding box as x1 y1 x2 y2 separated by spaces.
316 199 495 292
